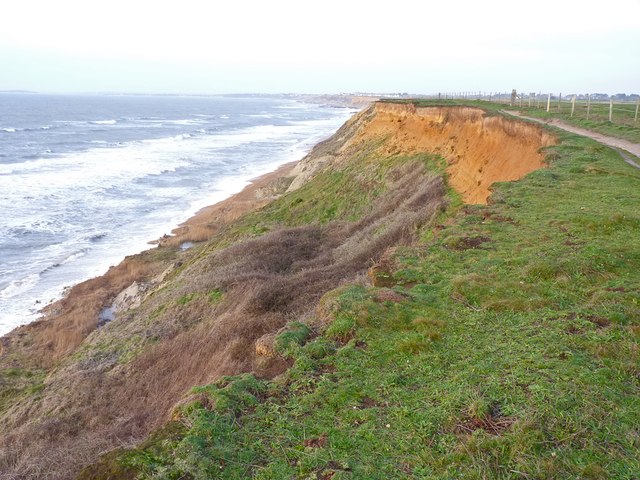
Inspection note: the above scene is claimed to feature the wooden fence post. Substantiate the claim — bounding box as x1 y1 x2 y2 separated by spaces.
547 93 551 112
571 95 576 117
586 94 591 119
609 99 613 122
558 93 562 112
635 99 639 123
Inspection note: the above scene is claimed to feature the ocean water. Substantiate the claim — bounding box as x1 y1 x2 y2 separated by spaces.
0 93 355 335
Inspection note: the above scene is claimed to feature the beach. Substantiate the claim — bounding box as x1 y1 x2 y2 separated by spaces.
0 93 357 336
1 126 344 365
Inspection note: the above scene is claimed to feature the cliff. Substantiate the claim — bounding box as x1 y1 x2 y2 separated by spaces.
3 102 637 479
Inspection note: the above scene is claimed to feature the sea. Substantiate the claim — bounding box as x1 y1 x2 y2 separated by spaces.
0 93 356 336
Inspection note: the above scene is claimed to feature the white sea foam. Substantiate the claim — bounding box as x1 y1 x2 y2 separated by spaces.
58 248 90 267
1 127 17 132
166 119 208 126
0 274 40 300
243 113 276 118
90 119 117 125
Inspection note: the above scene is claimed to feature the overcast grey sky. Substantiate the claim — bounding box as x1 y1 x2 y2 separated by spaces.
1 0 638 95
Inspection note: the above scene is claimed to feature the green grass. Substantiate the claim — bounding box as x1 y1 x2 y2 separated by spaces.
84 119 640 479
176 293 197 306
208 289 224 304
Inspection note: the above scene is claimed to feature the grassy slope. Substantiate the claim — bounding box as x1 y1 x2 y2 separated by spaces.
83 115 640 479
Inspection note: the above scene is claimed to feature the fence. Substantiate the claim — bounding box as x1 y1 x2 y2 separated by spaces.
420 91 640 125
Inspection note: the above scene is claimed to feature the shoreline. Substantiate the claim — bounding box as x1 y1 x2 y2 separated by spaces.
155 160 300 248
0 97 373 361
0 147 310 363
0 96 370 336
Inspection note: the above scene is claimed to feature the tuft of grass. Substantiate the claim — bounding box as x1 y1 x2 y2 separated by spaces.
176 293 196 306
0 367 46 416
207 288 223 304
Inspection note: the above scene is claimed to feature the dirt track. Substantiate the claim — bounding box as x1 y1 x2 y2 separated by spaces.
503 111 640 169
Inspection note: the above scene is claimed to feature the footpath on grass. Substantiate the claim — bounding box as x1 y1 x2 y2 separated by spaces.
504 110 640 169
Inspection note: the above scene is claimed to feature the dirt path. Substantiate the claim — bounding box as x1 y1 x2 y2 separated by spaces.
503 111 640 169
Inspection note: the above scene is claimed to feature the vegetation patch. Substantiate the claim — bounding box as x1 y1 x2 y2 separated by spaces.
207 289 223 304
274 322 313 358
176 292 197 305
444 234 491 250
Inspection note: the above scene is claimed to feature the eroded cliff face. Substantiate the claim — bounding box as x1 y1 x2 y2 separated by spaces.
346 103 555 203
288 102 555 203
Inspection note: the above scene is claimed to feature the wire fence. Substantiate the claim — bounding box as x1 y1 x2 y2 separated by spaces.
422 91 640 125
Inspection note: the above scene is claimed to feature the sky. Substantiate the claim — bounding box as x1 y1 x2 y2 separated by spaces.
0 0 638 95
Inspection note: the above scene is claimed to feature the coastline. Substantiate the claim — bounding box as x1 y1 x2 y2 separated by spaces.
1 143 316 364
156 160 299 248
0 95 367 339
3 99 639 480
0 97 370 344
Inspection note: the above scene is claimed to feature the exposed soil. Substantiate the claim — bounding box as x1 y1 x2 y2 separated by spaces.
447 235 492 250
303 433 328 448
357 103 556 203
373 289 408 303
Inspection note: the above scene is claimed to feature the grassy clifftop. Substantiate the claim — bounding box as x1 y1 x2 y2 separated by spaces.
2 102 640 479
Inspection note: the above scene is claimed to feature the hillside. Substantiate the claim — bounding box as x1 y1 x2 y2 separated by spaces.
1 102 639 479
